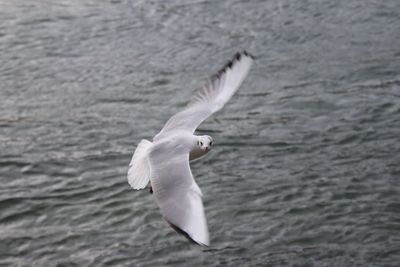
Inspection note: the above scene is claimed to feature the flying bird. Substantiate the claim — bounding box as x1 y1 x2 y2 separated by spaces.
128 51 254 246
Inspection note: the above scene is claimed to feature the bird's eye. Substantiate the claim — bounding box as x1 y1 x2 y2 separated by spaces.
210 141 213 146
200 141 203 146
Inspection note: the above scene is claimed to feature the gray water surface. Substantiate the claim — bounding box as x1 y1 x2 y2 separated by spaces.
1 0 400 266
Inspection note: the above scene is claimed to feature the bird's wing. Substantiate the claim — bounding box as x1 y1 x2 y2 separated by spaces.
127 139 153 190
148 138 209 246
154 51 254 141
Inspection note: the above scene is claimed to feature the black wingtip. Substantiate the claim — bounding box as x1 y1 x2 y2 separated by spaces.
243 50 256 60
206 50 255 84
235 52 241 60
167 221 209 247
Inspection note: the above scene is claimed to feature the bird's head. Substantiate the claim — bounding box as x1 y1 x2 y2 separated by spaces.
197 135 213 152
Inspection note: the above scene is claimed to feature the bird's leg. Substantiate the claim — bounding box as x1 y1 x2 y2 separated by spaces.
149 183 153 194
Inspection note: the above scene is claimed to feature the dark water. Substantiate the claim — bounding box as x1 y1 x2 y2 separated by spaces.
1 0 400 266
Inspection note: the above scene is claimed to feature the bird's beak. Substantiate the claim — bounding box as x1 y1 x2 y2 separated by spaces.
205 147 209 152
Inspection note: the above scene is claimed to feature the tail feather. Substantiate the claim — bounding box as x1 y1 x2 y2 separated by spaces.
128 139 153 190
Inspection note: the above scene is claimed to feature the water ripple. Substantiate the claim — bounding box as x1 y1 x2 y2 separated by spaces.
1 0 400 266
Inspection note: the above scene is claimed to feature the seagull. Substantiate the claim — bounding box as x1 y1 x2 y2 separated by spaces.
128 51 254 246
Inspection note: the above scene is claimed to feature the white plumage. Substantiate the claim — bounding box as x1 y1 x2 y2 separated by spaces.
127 139 152 190
128 51 254 246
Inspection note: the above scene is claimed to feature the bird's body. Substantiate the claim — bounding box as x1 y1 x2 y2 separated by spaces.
128 51 254 246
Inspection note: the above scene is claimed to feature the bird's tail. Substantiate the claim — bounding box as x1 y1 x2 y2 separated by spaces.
128 139 153 190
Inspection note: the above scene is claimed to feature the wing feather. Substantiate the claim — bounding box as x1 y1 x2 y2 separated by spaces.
148 139 209 246
154 51 254 141
127 139 153 190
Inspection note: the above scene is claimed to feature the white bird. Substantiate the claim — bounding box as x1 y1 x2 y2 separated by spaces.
128 51 254 246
